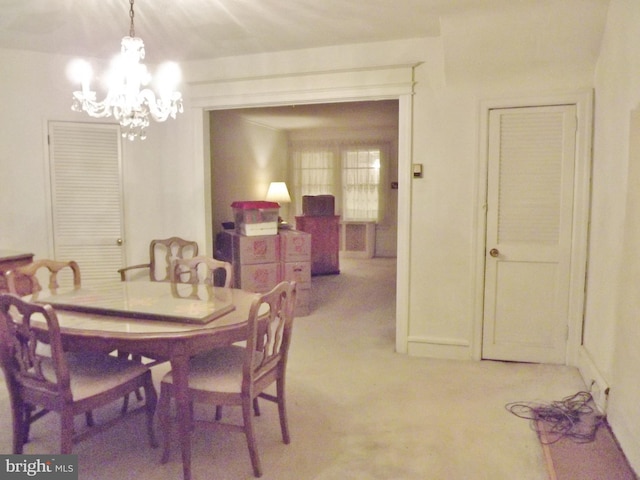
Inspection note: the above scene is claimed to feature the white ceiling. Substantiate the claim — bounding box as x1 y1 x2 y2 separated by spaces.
0 0 609 129
226 100 400 131
0 0 609 63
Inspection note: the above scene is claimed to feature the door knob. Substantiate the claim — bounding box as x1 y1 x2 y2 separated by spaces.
489 248 499 257
117 238 123 246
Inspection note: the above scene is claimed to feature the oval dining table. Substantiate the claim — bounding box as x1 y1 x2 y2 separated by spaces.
28 281 260 480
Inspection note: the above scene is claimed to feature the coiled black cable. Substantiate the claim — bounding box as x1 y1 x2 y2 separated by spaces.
506 391 606 444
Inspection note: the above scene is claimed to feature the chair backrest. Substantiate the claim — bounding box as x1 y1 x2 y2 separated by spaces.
0 294 72 406
170 255 233 287
244 281 297 390
7 259 81 295
150 237 199 282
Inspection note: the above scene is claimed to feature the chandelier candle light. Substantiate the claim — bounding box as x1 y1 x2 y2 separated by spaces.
69 0 183 140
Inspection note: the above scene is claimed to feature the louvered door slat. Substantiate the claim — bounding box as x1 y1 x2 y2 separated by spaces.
49 122 124 286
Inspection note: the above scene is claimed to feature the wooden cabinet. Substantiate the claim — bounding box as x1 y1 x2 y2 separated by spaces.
0 250 34 295
295 215 340 275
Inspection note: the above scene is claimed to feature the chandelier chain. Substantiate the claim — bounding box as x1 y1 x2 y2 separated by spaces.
129 0 135 37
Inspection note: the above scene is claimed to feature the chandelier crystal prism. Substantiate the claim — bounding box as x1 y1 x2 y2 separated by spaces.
70 0 183 140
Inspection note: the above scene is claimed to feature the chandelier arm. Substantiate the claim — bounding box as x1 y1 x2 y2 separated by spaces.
138 89 183 122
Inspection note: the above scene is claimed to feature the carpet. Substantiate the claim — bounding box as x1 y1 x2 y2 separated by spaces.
538 418 637 480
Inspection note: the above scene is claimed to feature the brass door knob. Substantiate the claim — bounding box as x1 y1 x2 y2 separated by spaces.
117 238 123 246
489 248 499 258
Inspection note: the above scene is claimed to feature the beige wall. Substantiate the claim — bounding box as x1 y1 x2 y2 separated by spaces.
210 110 289 241
0 1 638 470
591 0 640 469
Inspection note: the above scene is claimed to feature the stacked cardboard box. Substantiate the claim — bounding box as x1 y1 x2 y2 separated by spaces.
215 229 311 316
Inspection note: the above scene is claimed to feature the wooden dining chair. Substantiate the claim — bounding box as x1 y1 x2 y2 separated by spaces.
0 293 158 454
158 281 297 478
6 258 99 428
118 237 199 282
6 259 81 295
170 255 233 287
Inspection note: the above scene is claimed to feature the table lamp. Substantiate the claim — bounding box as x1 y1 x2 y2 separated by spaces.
265 182 291 227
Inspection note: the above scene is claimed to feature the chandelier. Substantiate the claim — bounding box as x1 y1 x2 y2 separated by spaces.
70 0 183 140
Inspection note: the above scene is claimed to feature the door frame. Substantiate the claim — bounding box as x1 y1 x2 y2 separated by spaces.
472 90 593 366
186 63 417 354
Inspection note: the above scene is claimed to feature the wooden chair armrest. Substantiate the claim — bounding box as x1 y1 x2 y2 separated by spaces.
117 263 151 281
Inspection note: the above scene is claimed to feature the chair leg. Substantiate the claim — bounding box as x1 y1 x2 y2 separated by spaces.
121 393 131 415
253 398 261 417
158 383 172 464
85 411 94 427
21 404 33 446
13 401 27 454
276 379 290 444
143 374 158 448
242 397 262 477
132 355 144 401
60 410 74 454
118 352 144 412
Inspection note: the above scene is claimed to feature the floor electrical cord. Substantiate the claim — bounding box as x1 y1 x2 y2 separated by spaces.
506 391 606 444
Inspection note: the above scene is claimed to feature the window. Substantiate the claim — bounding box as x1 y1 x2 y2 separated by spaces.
292 148 336 214
291 143 385 222
342 148 381 221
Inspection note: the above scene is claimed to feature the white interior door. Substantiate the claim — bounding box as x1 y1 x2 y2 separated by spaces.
482 105 577 364
48 122 125 286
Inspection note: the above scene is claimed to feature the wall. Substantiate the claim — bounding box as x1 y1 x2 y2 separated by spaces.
0 48 201 267
2 4 638 471
591 0 640 469
210 111 288 244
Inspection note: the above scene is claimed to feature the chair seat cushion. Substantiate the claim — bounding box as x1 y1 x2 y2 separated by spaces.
161 346 247 393
41 352 150 402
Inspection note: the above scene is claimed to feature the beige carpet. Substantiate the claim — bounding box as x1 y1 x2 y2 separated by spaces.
0 257 588 480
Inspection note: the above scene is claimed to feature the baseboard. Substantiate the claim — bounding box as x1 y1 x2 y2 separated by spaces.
576 345 610 413
407 336 471 359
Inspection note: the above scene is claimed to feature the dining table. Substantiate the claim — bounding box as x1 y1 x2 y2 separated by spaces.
28 280 260 480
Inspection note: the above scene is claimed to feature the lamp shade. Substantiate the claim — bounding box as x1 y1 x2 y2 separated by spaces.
265 182 291 204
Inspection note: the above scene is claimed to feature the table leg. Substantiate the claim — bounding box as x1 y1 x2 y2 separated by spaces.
170 351 192 480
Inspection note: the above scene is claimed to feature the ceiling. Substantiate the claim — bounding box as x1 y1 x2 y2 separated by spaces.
0 0 609 63
0 0 609 129
226 100 400 131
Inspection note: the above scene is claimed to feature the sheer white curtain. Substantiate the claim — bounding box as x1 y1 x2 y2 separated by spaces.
342 148 381 221
291 142 386 220
291 148 336 215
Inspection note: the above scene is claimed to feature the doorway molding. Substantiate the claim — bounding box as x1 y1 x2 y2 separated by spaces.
473 89 594 366
186 63 418 354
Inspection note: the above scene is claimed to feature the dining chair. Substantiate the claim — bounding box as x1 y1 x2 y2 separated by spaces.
6 258 100 428
170 255 233 287
6 259 81 295
0 293 158 454
158 281 297 478
118 237 199 282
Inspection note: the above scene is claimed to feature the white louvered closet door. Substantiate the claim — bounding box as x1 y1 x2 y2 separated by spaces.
48 122 125 286
482 105 576 364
